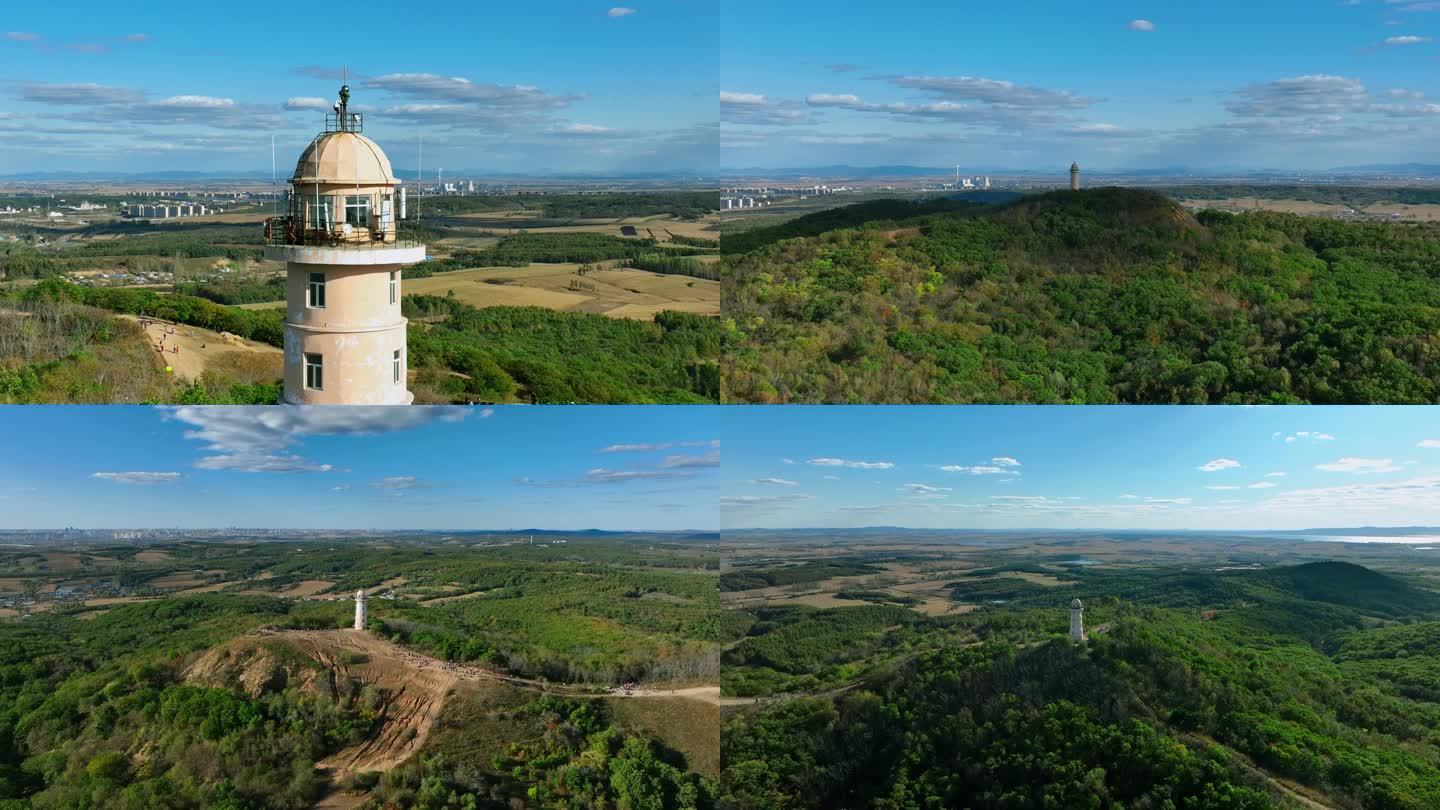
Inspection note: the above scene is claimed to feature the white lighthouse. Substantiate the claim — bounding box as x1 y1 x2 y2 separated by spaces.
353 589 367 631
1070 162 1081 192
1069 597 1085 642
265 85 424 405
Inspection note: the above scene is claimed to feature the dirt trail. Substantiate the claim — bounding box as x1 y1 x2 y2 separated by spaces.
115 313 280 382
196 629 717 781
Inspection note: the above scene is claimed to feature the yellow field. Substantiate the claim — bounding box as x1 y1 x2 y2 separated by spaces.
403 263 718 319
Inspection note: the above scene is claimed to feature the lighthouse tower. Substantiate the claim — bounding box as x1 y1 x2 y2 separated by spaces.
353 589 367 631
264 85 424 405
1070 162 1081 191
1069 598 1085 642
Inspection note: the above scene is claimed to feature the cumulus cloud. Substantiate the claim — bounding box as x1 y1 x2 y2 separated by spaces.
1316 457 1403 474
164 406 470 474
991 457 1021 467
1419 439 1440 448
91 471 182 485
721 91 812 126
608 6 636 16
1249 482 1278 489
901 483 952 494
941 464 1019 475
808 458 895 470
1384 34 1432 45
1198 458 1242 472
1127 19 1156 31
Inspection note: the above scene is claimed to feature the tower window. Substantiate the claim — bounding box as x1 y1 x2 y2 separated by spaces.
307 272 326 308
307 199 332 229
344 194 371 228
304 353 323 390
393 349 402 384
389 271 397 305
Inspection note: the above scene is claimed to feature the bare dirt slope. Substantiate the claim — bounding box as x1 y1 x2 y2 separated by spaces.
185 628 718 780
116 314 281 382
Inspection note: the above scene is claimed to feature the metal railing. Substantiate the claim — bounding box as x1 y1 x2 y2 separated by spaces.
263 216 424 249
324 112 363 133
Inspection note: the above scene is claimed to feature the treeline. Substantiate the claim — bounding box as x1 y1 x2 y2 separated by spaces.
408 232 714 278
2 229 262 280
405 295 720 403
627 253 719 280
720 560 885 592
723 187 1440 404
407 190 717 220
18 278 284 345
174 277 285 305
1157 184 1440 207
720 197 991 256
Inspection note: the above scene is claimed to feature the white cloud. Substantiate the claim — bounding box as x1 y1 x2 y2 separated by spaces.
1249 482 1278 489
1418 439 1440 448
1316 457 1402 474
1265 472 1287 478
91 471 182 485
661 452 721 469
1384 35 1432 45
901 483 952 494
284 97 330 111
1198 458 1242 472
479 408 494 418
608 6 636 17
1127 19 1156 31
331 484 351 492
751 477 798 486
600 440 718 453
991 457 1021 467
1118 494 1140 500
941 463 1020 475
371 476 428 490
808 457 895 470
1205 485 1241 491
5 32 40 41
165 406 469 474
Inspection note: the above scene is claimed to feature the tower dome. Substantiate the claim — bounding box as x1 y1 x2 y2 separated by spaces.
1071 598 1083 609
292 132 399 187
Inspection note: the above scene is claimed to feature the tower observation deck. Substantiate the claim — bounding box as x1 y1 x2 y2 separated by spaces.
265 85 423 404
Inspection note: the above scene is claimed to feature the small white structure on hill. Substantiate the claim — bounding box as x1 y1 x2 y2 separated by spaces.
1069 597 1085 642
354 589 367 631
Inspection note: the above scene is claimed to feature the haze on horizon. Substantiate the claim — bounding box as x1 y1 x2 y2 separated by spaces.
721 406 1440 532
0 1 716 176
721 0 1440 173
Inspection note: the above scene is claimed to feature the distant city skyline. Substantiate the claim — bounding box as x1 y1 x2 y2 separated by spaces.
722 0 1440 172
0 1 716 175
721 407 1440 531
0 406 719 530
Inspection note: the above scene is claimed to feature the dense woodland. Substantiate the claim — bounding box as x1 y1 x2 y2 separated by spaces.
1 280 720 404
722 188 1440 403
721 561 1440 809
414 191 717 220
1155 184 1440 207
0 539 719 808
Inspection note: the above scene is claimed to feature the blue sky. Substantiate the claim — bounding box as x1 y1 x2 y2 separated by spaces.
0 1 716 175
0 406 719 530
721 407 1440 530
721 0 1440 171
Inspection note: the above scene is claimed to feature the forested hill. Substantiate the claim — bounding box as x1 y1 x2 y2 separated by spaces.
721 562 1440 809
721 187 1440 404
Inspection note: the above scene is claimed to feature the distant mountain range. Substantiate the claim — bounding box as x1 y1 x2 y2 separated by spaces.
0 168 717 182
721 164 1440 179
722 526 1440 536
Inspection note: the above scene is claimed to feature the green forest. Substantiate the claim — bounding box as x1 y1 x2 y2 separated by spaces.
721 188 1440 403
0 538 719 809
720 561 1440 809
1 279 720 404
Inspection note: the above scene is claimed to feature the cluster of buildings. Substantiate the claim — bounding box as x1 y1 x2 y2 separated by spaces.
722 196 770 210
123 202 220 219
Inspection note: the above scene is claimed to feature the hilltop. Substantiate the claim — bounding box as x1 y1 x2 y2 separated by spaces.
722 560 1440 809
721 187 1440 403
